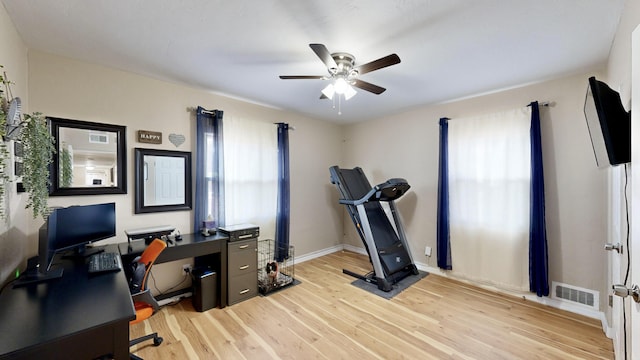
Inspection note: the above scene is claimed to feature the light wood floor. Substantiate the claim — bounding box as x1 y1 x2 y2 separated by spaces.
131 251 614 359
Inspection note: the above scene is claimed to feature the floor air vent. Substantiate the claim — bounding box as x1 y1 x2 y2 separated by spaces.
551 281 599 310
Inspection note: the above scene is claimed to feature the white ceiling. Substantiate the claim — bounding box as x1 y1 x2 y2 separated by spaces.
1 0 625 123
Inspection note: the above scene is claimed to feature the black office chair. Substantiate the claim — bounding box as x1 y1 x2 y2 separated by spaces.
128 239 166 360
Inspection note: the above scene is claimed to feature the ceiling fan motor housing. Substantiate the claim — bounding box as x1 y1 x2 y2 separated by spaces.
330 52 358 80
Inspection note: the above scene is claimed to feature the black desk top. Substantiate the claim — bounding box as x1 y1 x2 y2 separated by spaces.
0 244 134 358
119 232 229 263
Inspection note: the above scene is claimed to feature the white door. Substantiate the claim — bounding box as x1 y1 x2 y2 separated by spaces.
153 156 185 206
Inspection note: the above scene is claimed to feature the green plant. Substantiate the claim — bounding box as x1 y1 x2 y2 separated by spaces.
0 69 10 219
60 143 73 187
21 112 55 219
0 110 8 220
0 67 55 220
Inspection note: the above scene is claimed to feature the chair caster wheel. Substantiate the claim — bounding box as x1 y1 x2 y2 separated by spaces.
154 337 163 346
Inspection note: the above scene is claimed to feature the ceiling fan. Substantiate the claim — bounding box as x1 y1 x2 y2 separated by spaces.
279 44 401 100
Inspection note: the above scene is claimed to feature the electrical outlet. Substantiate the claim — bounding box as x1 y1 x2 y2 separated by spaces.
425 246 432 257
182 264 192 275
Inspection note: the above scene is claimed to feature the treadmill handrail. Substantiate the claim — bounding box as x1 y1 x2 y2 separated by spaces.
338 178 410 206
338 194 372 206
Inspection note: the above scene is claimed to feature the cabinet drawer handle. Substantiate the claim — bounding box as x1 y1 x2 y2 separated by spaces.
239 289 250 294
238 244 249 249
239 265 250 270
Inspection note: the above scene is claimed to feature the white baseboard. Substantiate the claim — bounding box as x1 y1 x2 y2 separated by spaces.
342 244 367 255
157 291 192 306
295 244 344 264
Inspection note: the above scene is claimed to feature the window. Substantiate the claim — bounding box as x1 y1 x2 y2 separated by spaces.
447 108 531 290
223 117 278 238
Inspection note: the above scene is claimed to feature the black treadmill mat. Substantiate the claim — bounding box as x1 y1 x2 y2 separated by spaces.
350 271 428 300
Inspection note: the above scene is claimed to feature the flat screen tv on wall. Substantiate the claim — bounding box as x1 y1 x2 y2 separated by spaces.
583 76 631 168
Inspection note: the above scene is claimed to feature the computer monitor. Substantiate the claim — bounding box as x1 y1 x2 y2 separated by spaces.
50 202 116 256
34 209 61 280
14 202 116 287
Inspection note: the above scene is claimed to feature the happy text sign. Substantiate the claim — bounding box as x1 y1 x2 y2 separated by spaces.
137 130 162 144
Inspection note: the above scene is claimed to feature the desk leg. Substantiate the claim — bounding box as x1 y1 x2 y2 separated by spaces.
114 321 130 359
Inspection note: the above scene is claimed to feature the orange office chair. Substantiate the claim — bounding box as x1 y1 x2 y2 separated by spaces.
129 238 167 360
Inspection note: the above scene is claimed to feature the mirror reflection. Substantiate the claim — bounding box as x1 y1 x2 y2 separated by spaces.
58 127 119 188
143 155 186 206
135 148 192 214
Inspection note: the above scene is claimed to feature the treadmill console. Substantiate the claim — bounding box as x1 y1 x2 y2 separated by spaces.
374 178 410 201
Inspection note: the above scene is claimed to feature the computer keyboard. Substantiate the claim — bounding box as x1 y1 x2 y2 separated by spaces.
88 252 123 273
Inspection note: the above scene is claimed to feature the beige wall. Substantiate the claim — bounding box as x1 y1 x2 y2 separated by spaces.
1 48 344 288
607 0 640 108
343 72 610 309
0 3 30 285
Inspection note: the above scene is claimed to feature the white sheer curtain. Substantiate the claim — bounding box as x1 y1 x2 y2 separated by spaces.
448 107 531 291
223 116 278 239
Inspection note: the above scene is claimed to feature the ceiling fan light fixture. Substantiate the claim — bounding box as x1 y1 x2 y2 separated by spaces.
321 83 335 100
344 84 357 100
334 78 349 94
332 78 356 100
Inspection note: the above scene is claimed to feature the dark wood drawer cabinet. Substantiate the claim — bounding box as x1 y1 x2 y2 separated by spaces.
228 272 258 303
227 238 258 305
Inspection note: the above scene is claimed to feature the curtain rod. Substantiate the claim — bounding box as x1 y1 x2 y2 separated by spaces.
534 101 554 107
190 106 218 114
274 122 296 130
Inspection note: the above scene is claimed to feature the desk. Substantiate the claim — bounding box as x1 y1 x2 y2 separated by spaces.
119 232 229 308
0 244 134 360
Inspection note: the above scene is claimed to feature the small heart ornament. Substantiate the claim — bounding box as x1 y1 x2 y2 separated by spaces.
168 133 185 147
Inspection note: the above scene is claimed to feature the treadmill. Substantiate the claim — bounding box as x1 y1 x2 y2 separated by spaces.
330 166 419 292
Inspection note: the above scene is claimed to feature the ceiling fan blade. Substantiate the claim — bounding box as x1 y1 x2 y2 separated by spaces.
309 43 338 70
320 93 329 99
352 79 386 94
354 54 401 75
279 75 325 79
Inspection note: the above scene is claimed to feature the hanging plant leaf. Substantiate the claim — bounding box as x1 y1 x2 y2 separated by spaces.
21 112 55 219
0 68 10 219
60 144 73 187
